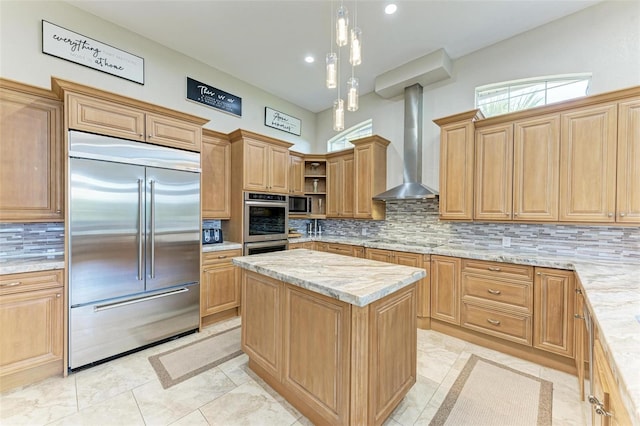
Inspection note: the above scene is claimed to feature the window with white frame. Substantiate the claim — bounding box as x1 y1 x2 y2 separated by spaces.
475 74 591 118
327 119 372 152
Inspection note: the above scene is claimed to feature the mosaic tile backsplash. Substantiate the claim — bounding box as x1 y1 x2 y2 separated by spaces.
3 199 639 262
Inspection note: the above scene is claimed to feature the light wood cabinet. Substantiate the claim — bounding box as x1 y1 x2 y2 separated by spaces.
616 98 640 224
559 102 618 222
303 159 327 218
366 248 430 325
474 123 513 220
201 249 242 321
229 129 293 194
574 281 587 401
434 110 482 220
533 268 575 358
52 79 208 152
0 270 64 392
461 259 533 346
326 151 354 218
0 79 63 221
591 338 632 426
352 136 389 220
288 241 315 250
430 255 461 325
289 151 305 195
201 130 231 219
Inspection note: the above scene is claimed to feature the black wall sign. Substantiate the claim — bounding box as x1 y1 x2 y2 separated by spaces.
186 77 242 117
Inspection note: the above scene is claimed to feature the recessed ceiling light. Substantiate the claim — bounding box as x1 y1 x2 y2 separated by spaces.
385 4 397 15
304 55 315 63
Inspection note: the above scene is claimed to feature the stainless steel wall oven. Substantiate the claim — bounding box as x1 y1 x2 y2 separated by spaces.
243 192 288 255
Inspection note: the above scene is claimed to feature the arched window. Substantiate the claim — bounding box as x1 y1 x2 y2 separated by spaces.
476 74 591 118
327 119 372 152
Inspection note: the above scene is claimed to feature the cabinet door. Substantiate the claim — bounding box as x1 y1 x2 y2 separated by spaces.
243 139 269 191
68 93 145 142
269 145 290 193
145 113 202 152
202 259 240 316
430 256 461 325
395 252 429 319
353 138 388 220
533 268 575 358
575 284 586 401
513 115 560 221
560 103 617 222
327 154 354 218
289 154 305 195
202 133 231 219
592 339 633 426
439 120 475 220
474 124 513 220
341 154 355 217
366 248 391 263
0 287 63 390
0 87 63 221
326 157 341 217
616 98 640 224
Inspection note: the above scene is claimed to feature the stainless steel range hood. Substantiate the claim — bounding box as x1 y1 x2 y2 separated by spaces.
373 83 438 201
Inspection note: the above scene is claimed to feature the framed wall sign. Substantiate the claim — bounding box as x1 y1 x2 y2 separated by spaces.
186 77 242 117
264 107 301 136
42 20 144 84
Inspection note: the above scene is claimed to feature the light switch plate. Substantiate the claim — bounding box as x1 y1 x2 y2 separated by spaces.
502 237 511 247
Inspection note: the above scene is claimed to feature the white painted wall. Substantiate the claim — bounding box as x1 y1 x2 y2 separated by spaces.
316 0 640 191
0 1 316 153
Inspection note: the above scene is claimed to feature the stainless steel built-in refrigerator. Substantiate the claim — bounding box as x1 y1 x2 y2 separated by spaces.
68 131 200 370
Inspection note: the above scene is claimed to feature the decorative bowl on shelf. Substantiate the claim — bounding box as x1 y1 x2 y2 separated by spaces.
310 162 320 170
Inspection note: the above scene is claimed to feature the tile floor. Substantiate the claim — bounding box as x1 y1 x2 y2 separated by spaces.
0 317 591 425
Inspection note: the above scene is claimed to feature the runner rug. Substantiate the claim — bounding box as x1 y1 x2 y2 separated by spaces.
149 325 242 389
429 354 553 426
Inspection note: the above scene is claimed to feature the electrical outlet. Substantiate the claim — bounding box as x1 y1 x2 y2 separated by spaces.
502 237 511 248
361 228 367 236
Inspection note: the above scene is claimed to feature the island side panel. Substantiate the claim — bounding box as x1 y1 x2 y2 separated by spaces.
241 271 282 380
283 284 351 425
369 284 417 425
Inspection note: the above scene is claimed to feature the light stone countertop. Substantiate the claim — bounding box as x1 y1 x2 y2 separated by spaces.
202 241 243 253
0 256 65 275
289 235 640 425
232 248 426 307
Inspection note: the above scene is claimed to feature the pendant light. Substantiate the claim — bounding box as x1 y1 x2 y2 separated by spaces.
336 5 349 47
347 76 359 111
326 53 337 89
349 27 362 66
333 98 345 131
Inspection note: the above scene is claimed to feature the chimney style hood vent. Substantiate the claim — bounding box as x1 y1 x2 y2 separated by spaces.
373 83 438 201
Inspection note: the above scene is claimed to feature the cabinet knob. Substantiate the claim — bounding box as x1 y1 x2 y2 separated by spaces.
56 293 61 298
148 134 152 138
574 314 585 320
620 212 626 217
56 209 61 213
608 212 613 217
513 212 518 216
536 272 541 275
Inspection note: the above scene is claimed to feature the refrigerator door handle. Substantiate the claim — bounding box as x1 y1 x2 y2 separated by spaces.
138 179 144 281
150 179 156 278
93 287 190 312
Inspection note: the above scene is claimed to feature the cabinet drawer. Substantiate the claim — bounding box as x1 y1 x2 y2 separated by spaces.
0 270 63 295
462 273 532 313
461 302 532 346
326 243 353 256
202 249 242 266
462 259 533 280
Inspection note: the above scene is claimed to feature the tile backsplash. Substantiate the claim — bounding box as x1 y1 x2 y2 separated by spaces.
3 200 639 262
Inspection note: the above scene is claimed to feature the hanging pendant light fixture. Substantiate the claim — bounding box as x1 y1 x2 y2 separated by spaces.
328 0 361 131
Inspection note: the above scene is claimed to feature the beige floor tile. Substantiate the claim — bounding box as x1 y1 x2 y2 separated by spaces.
551 381 588 426
416 345 460 383
390 375 439 425
168 409 210 426
0 375 77 425
199 381 298 426
218 353 252 386
133 367 235 426
47 391 144 426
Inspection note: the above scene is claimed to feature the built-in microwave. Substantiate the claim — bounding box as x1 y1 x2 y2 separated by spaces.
289 195 312 214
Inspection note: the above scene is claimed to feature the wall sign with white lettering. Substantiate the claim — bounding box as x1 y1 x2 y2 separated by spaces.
42 20 144 84
186 77 242 117
264 107 301 136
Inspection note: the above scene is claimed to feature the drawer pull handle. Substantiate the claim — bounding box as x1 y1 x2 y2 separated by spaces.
487 289 501 295
217 255 228 259
487 318 501 326
1 281 21 287
488 267 501 272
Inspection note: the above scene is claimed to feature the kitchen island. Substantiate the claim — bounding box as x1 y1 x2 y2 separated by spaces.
232 249 427 426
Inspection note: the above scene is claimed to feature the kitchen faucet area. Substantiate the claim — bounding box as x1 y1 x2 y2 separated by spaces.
1 1 639 425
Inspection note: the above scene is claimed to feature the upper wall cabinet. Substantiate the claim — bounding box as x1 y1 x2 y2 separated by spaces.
202 130 231 219
326 150 354 218
228 129 293 194
352 136 389 220
0 79 63 222
435 85 640 225
435 110 483 221
288 151 305 195
51 78 208 152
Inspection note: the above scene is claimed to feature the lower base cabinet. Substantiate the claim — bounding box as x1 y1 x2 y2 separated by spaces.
534 267 575 358
201 249 242 325
591 338 632 425
0 270 63 392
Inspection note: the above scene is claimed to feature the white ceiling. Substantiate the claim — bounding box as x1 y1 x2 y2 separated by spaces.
66 0 601 113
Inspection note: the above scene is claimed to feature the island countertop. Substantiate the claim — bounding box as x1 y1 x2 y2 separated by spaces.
232 249 426 307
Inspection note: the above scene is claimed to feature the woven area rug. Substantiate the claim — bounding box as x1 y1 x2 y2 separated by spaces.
429 354 553 426
149 325 242 389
